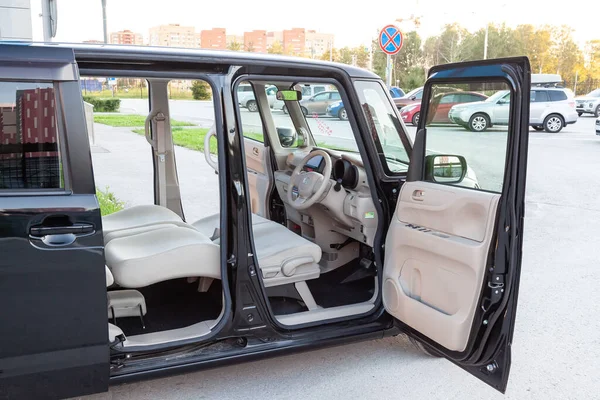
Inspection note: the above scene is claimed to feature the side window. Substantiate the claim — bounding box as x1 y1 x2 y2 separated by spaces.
301 86 312 97
414 90 423 100
533 90 549 103
548 90 567 101
425 82 510 192
313 86 326 95
0 82 64 190
440 94 456 104
312 93 328 101
237 81 263 143
330 92 341 100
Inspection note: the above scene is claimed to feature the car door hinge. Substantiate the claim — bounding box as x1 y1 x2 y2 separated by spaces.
227 254 236 265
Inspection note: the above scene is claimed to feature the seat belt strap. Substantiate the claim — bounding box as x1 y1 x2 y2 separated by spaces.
153 112 167 207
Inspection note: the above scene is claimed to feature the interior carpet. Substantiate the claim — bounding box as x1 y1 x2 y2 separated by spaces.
110 278 223 336
306 260 375 308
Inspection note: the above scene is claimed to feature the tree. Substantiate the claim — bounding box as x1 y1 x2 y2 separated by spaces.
227 41 242 51
267 41 284 55
246 41 255 52
191 80 211 100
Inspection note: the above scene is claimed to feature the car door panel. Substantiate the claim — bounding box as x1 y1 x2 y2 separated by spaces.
384 181 500 352
383 57 530 393
0 44 108 399
244 137 270 216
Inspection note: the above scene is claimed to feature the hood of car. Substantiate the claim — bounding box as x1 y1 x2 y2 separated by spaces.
575 96 599 101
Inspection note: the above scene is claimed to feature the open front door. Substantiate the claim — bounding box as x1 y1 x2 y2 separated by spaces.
382 58 531 393
0 44 109 399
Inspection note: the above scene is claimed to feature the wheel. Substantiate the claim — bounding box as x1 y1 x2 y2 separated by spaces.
543 114 564 133
411 111 420 126
283 105 288 114
301 106 309 116
577 111 583 117
247 100 258 112
409 337 442 358
468 113 490 132
595 105 600 118
338 107 348 121
532 126 544 131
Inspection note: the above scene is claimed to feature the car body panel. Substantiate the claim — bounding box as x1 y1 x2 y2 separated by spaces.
300 90 342 115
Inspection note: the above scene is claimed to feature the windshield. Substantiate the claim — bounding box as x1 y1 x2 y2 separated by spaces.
485 90 510 102
587 89 600 97
354 80 410 174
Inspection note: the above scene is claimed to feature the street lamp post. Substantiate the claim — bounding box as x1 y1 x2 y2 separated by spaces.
483 23 489 60
101 0 108 44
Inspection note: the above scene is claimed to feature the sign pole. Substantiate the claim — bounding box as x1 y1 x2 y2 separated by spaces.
378 24 403 89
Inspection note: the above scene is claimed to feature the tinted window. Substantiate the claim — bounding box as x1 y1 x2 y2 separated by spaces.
548 90 567 101
330 92 341 100
440 94 457 104
414 90 423 100
313 93 329 101
531 90 549 103
462 94 485 102
0 82 64 190
314 86 326 94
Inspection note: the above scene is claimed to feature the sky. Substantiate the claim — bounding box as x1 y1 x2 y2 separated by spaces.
29 0 598 48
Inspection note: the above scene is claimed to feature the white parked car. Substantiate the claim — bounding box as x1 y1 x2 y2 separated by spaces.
449 88 578 133
596 117 600 135
238 83 277 112
575 88 600 117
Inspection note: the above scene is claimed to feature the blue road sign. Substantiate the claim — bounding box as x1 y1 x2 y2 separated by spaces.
379 25 403 55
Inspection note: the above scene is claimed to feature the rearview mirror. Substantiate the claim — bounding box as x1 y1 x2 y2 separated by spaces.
276 90 302 101
425 154 467 184
276 126 297 148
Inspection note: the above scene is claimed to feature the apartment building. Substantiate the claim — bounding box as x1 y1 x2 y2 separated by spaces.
305 30 334 58
200 28 227 50
283 28 306 55
149 24 197 48
243 30 267 53
266 31 284 48
110 30 143 45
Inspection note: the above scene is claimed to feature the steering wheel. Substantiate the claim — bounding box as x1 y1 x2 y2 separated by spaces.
287 150 332 210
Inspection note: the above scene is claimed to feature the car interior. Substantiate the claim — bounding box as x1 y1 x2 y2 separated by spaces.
97 76 400 351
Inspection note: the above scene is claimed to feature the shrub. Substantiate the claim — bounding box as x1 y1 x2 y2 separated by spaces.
191 81 212 100
83 96 121 112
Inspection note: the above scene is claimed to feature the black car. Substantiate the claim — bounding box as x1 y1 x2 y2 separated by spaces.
0 43 531 400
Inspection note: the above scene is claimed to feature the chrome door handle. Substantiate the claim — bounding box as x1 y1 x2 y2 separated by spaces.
412 189 424 201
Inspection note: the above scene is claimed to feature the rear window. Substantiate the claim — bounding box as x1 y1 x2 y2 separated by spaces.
0 82 65 190
531 90 549 103
549 90 568 101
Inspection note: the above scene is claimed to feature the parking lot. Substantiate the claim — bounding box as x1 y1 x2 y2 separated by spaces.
84 102 600 400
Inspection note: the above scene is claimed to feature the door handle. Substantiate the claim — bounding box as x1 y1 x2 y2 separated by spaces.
252 147 259 156
29 223 95 237
412 189 425 201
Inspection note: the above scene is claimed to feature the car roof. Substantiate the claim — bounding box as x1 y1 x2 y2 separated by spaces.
8 42 379 80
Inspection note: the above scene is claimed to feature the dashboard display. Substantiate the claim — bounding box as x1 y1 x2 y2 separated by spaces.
304 155 323 172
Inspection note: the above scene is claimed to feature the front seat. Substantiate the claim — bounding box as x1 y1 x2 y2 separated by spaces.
102 205 188 242
105 225 221 288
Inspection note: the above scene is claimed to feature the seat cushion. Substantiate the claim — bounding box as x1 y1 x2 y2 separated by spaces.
102 205 186 238
252 221 322 287
105 226 220 288
191 212 272 240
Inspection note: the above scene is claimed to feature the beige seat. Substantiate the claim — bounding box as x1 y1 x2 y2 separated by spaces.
102 205 188 242
105 226 220 288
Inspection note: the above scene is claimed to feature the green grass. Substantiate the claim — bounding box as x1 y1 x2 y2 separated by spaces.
94 114 195 127
131 127 265 154
96 187 125 216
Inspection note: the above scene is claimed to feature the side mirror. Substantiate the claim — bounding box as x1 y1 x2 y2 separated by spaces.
425 154 467 184
410 96 416 100
276 90 302 101
276 126 297 148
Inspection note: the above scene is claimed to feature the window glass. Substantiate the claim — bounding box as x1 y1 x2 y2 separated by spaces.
330 92 341 100
548 90 567 101
440 94 456 104
312 92 329 101
313 86 326 94
354 80 410 174
532 90 549 103
237 81 264 142
427 82 510 192
414 90 423 100
0 82 64 190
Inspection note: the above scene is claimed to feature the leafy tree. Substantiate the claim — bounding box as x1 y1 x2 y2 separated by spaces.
246 41 255 52
267 41 284 54
227 41 242 51
191 80 211 100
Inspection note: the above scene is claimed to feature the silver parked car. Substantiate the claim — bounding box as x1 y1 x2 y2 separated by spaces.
299 90 342 116
575 88 600 117
449 88 578 133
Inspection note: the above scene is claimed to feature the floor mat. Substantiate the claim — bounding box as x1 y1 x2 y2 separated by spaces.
306 260 375 308
110 278 222 337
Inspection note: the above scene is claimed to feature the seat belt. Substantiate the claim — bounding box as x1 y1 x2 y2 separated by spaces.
153 112 168 207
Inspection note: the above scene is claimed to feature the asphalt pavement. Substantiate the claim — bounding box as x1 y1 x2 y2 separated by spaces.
80 102 600 400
